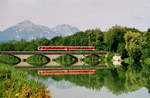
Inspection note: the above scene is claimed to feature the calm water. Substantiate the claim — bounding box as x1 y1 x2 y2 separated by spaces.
46 78 150 98
28 63 150 98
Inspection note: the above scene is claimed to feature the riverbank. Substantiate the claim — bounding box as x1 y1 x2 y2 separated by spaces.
0 63 51 98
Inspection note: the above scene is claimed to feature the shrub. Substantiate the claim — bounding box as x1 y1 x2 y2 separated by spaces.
0 55 20 65
99 55 106 65
106 52 115 68
144 58 150 65
0 63 51 98
26 55 50 66
55 55 77 66
83 55 100 65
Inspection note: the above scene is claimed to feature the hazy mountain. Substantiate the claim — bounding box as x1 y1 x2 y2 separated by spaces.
0 20 80 42
52 24 80 36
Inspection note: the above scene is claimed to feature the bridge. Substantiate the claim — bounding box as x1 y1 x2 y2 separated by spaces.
0 51 108 68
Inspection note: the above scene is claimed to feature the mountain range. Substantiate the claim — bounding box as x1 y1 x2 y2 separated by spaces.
0 20 80 42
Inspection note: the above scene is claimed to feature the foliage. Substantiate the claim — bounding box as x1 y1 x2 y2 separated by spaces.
0 63 51 98
0 55 20 65
83 55 100 65
125 64 147 91
144 58 150 65
104 25 126 51
87 29 104 46
124 31 147 61
99 55 106 65
55 55 77 66
106 52 115 68
26 55 50 66
124 57 134 64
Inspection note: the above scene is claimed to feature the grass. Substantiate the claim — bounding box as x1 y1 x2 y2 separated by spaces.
0 63 51 98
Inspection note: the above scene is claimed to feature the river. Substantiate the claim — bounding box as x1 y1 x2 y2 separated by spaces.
27 62 150 98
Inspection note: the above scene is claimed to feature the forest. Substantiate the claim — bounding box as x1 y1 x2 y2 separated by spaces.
0 25 150 62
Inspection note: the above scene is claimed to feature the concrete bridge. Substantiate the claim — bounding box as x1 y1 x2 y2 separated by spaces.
0 51 108 67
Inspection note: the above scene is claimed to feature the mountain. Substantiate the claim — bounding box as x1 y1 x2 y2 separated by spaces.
0 20 80 42
0 20 55 41
52 24 80 36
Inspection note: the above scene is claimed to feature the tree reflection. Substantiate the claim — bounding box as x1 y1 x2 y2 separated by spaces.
28 63 150 95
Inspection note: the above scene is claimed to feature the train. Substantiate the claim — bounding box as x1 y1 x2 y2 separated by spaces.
37 46 96 51
38 70 96 75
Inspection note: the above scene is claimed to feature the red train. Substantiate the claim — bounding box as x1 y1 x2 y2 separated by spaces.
37 46 96 51
38 70 96 75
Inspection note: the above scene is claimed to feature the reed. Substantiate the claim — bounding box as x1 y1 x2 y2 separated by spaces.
0 63 51 98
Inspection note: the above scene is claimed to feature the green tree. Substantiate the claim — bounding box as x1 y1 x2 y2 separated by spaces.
125 64 147 92
124 31 147 61
104 25 126 51
87 29 103 46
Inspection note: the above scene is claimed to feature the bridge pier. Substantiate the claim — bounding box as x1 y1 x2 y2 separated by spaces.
14 55 33 66
72 55 89 66
44 55 61 66
0 51 108 67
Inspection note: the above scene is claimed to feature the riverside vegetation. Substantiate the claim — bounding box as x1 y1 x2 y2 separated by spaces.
0 63 51 98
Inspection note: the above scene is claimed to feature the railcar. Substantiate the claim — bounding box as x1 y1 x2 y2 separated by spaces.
38 70 96 75
37 46 96 51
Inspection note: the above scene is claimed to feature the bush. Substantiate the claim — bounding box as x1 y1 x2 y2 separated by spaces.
55 55 77 66
0 55 20 65
26 55 50 66
106 52 115 68
124 57 134 64
144 58 150 65
99 55 106 65
0 63 51 98
83 55 100 65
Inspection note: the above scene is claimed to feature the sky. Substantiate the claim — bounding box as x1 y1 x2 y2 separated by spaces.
0 0 150 31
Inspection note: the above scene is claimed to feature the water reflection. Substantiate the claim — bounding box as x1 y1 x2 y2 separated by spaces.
38 77 150 98
28 63 150 98
48 84 150 98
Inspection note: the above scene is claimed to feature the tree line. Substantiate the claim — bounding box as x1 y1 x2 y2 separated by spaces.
0 25 150 62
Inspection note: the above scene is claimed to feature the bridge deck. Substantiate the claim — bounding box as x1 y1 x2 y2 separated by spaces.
0 51 107 54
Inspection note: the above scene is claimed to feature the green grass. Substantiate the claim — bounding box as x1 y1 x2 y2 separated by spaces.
0 63 50 97
55 55 77 66
0 54 20 65
83 55 100 65
26 54 50 66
